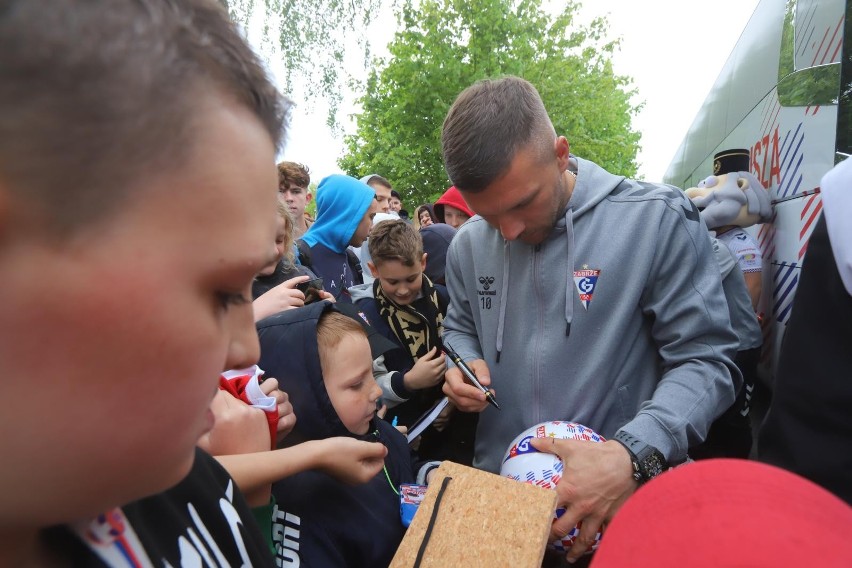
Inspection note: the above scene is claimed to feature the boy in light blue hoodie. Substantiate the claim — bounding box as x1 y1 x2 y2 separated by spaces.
297 174 377 302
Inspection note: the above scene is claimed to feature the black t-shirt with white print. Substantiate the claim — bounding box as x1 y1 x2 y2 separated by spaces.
44 448 273 567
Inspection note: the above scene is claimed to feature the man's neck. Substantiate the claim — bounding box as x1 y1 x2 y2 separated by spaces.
556 168 578 219
293 220 308 238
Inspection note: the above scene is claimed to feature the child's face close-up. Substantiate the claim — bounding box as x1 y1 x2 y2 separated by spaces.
442 205 470 229
259 214 289 276
279 182 310 218
0 103 279 524
370 255 427 306
370 183 392 214
350 202 378 247
322 333 382 435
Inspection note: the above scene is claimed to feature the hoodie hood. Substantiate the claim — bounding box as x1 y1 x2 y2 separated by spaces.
257 301 380 446
566 156 624 218
492 155 623 360
302 174 375 252
433 186 475 222
420 223 457 284
348 282 375 303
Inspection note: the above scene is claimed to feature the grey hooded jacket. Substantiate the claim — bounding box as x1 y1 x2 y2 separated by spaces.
444 156 740 473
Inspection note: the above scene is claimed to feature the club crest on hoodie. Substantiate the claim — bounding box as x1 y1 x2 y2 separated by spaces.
573 266 601 309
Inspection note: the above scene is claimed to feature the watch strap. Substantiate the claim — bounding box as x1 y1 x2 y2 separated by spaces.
613 431 668 484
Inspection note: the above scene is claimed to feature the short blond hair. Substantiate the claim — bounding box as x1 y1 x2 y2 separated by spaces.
368 219 422 267
316 311 367 376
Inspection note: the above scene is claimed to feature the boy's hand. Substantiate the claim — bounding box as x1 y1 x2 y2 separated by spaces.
442 358 494 412
403 347 446 390
252 275 309 321
431 401 455 432
198 390 270 456
259 378 297 443
318 437 389 485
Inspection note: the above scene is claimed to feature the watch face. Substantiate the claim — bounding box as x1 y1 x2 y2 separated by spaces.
643 454 666 479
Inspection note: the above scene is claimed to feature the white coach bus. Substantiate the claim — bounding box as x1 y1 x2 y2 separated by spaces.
664 0 851 384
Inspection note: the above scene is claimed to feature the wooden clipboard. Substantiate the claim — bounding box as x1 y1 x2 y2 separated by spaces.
390 461 557 567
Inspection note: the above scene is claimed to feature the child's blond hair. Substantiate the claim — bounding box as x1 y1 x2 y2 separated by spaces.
316 311 368 374
368 219 423 267
276 200 296 263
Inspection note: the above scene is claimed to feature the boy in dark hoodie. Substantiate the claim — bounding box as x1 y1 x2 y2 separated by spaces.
258 302 435 567
297 174 377 302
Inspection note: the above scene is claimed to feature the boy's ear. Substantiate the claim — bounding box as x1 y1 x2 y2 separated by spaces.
306 192 312 203
420 253 428 271
368 261 379 279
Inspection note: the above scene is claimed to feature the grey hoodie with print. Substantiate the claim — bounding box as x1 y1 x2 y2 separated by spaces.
443 156 740 473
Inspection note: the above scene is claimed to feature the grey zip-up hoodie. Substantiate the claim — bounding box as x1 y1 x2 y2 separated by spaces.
444 156 740 473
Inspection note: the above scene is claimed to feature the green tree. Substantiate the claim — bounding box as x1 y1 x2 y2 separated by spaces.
339 0 642 207
221 0 384 127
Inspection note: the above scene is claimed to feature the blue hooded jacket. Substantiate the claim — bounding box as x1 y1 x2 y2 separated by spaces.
257 302 415 568
302 175 375 251
300 175 376 302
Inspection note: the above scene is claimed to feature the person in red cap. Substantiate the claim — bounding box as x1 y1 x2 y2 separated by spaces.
590 459 852 567
434 185 475 229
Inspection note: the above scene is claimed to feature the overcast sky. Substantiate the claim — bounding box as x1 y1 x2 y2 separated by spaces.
253 0 762 183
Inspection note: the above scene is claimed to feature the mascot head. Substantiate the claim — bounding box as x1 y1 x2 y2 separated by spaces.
685 149 772 230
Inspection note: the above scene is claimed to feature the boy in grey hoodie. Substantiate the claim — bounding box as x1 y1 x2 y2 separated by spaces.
440 76 740 562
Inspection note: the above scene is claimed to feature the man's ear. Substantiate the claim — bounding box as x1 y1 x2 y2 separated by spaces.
555 136 570 172
368 261 379 279
306 192 312 203
420 253 428 271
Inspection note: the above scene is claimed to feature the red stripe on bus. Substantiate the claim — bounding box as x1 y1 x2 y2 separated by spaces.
818 18 844 65
799 198 823 243
800 193 817 219
810 26 830 66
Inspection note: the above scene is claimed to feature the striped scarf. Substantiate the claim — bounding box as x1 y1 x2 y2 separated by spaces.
373 275 443 361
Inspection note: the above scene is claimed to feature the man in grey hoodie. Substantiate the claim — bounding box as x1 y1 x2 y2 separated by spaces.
440 76 740 562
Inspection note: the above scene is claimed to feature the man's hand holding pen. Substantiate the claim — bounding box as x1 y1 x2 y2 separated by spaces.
442 356 498 413
443 343 500 411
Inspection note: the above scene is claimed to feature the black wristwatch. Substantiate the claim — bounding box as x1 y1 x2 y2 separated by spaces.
613 431 668 485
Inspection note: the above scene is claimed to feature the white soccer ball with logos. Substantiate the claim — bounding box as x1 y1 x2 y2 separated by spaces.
499 421 605 554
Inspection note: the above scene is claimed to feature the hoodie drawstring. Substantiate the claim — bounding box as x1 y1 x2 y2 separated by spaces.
564 207 575 338
495 239 511 363
494 207 575 360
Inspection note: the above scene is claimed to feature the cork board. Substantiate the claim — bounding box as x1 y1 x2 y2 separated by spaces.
390 461 557 568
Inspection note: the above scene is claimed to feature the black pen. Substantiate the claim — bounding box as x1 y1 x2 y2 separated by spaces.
443 342 500 410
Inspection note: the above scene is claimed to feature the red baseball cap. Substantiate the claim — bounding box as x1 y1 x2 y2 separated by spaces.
591 459 852 567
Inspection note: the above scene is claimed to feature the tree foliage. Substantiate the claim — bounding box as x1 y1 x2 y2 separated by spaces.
222 0 384 127
339 0 642 207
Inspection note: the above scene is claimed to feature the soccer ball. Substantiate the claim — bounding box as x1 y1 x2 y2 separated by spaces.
499 421 605 553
